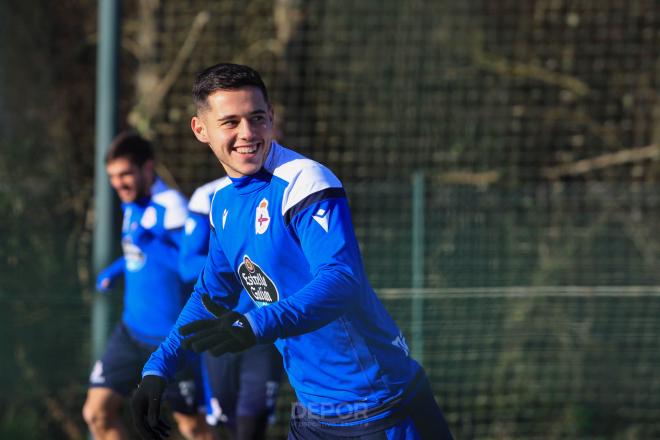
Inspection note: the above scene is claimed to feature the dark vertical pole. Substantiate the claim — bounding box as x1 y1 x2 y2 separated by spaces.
411 171 425 364
0 1 7 140
92 0 120 366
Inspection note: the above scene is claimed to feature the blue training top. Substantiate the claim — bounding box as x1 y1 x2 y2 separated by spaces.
179 178 254 315
101 177 189 345
144 143 420 417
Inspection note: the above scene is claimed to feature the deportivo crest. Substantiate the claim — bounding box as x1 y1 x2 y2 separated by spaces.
238 255 279 305
255 198 270 234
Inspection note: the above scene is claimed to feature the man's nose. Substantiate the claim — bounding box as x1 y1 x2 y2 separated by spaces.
238 119 256 140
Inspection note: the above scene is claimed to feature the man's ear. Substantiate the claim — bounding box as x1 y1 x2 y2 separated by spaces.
191 116 209 143
142 159 155 183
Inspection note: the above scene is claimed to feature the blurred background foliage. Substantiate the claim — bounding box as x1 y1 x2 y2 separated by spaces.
1 0 659 438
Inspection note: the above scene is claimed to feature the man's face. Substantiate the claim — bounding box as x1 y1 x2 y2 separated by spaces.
106 157 153 203
191 86 274 178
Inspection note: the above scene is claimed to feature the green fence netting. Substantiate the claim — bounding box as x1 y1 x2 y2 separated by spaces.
2 0 660 439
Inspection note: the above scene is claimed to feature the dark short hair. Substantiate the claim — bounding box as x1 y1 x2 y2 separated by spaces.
105 131 154 166
192 63 269 112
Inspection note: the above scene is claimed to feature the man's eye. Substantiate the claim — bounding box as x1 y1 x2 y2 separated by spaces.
222 121 238 128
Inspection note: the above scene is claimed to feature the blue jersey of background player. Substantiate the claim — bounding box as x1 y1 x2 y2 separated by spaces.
180 178 282 440
132 64 453 440
103 177 187 344
83 132 216 440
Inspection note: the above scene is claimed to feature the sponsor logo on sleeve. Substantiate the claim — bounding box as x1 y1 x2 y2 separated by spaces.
237 255 279 306
312 208 329 232
392 332 410 357
255 198 270 234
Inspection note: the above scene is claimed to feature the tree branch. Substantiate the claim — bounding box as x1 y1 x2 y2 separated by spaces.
144 10 210 117
542 144 660 179
128 10 210 135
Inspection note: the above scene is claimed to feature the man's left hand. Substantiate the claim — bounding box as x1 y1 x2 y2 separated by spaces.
179 294 256 356
131 375 170 440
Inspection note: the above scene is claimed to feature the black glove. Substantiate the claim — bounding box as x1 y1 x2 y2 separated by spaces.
179 294 256 356
131 375 170 440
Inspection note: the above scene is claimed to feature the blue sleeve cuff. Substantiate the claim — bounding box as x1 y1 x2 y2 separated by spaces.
244 310 269 343
142 370 167 379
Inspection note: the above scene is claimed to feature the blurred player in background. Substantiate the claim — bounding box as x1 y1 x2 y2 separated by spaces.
82 132 217 440
132 63 454 439
180 178 282 439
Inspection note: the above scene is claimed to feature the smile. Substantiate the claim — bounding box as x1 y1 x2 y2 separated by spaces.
235 144 259 154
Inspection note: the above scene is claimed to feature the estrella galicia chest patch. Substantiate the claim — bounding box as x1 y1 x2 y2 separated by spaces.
237 255 279 306
122 235 146 272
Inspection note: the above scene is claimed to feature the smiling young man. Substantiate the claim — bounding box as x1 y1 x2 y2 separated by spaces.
132 63 453 440
83 132 216 440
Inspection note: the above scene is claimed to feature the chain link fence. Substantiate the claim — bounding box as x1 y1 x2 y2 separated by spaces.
2 0 660 438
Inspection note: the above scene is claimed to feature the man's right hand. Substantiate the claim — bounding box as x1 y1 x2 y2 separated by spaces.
95 275 112 293
131 375 170 440
95 258 125 294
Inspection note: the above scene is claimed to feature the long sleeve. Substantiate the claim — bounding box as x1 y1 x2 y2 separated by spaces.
98 256 125 281
141 289 211 379
96 256 125 292
245 196 364 342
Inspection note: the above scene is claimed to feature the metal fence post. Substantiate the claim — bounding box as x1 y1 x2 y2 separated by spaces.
91 0 120 367
411 170 425 364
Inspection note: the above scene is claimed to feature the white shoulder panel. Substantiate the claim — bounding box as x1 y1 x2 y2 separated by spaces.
152 189 188 229
188 178 226 214
268 144 342 215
